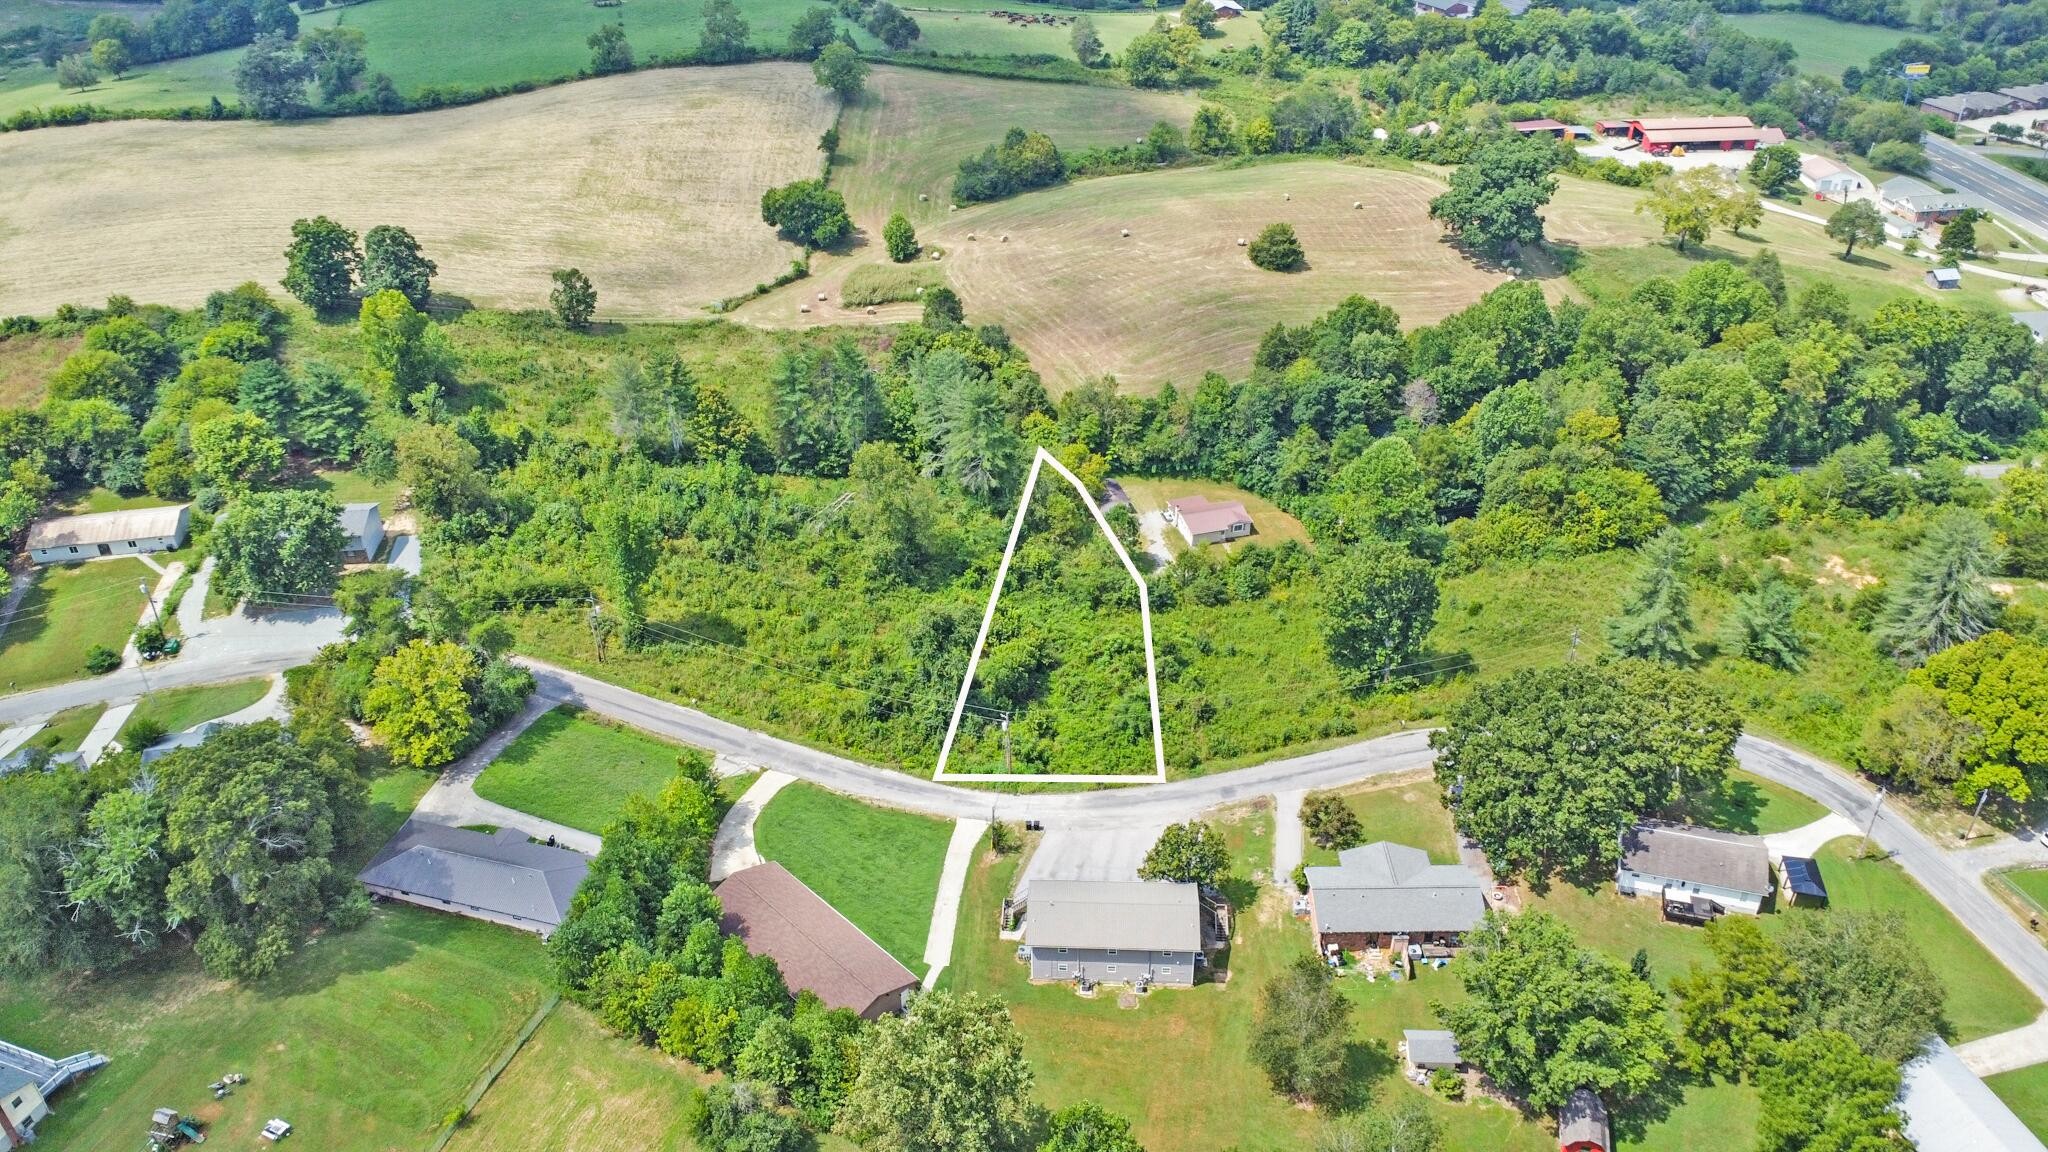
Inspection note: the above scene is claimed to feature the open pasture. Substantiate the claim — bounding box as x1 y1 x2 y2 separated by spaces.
0 64 834 319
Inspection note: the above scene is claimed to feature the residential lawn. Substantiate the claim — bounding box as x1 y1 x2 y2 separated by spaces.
0 559 151 693
1303 776 1462 868
1785 838 2041 1042
0 905 552 1152
1997 866 2048 916
1723 10 1909 77
446 1004 704 1152
1679 770 1832 836
474 706 706 834
1115 475 1313 552
297 467 405 510
24 704 104 753
1987 1061 2048 1144
1524 880 1721 993
754 781 952 974
1626 1079 1764 1151
360 767 438 867
119 676 270 742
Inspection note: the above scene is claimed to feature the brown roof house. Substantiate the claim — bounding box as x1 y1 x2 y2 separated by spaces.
1616 822 1771 919
1165 495 1254 546
716 862 920 1019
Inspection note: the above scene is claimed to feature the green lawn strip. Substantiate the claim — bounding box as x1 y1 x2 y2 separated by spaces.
1722 10 1908 77
1525 881 1720 993
444 1004 705 1152
1997 866 2048 918
1786 838 2041 1042
0 906 551 1151
0 559 151 693
25 704 105 753
356 767 438 869
1987 1062 2048 1144
754 781 951 974
119 677 271 742
473 706 705 834
1679 770 1832 837
1303 777 1462 869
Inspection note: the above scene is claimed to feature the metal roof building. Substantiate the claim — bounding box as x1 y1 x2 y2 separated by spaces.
26 505 190 565
1901 1039 2048 1152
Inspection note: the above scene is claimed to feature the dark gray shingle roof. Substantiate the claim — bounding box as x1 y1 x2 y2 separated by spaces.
358 820 589 927
1304 842 1487 935
1619 822 1770 896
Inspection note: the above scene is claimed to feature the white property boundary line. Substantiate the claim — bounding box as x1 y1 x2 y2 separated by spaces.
933 447 1167 784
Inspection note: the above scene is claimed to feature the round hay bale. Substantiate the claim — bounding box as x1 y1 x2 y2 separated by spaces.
1353 201 1363 209
918 193 929 202
968 233 977 241
1000 234 1009 242
1121 228 1131 237
865 306 877 315
1237 237 1247 246
915 286 925 295
816 291 828 301
1284 192 1292 201
799 304 812 314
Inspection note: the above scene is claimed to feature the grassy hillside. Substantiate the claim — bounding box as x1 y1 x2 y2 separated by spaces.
1723 10 1910 78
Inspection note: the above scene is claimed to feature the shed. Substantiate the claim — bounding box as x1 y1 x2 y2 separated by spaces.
716 862 920 1018
1780 856 1827 905
1559 1088 1611 1152
339 502 384 562
1165 495 1254 546
1927 267 1963 290
26 505 190 565
1512 118 1568 137
1616 822 1771 917
358 820 591 937
1203 0 1245 16
1403 1029 1461 1071
1023 880 1201 986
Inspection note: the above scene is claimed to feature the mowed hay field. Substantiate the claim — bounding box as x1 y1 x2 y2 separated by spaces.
0 65 834 319
926 159 1527 389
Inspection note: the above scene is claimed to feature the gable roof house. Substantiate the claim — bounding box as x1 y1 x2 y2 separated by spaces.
1304 842 1488 952
26 505 190 565
339 502 384 563
1412 0 1474 16
1616 822 1771 918
1165 495 1254 546
1798 153 1865 196
1879 176 1971 224
1203 0 1245 16
0 1038 107 1149
716 862 921 1018
1920 91 2020 122
2000 83 2048 110
358 820 591 937
1023 880 1202 987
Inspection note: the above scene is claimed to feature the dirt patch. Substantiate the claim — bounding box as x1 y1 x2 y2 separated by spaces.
0 65 836 320
1819 553 1879 589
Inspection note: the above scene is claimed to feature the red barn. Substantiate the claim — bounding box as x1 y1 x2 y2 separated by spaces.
1559 1089 1611 1152
1623 115 1765 154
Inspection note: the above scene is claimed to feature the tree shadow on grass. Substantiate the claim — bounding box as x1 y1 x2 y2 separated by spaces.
1836 250 1894 271
1607 1068 1694 1145
1334 1035 1400 1113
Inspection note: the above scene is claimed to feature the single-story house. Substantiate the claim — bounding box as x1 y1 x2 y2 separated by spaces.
1165 495 1254 546
26 505 189 565
2010 312 2048 344
1204 0 1245 16
1880 176 1971 224
1512 117 1569 137
1403 1029 1462 1072
1798 153 1865 196
1921 91 2020 122
1022 879 1202 987
1902 1038 2048 1152
1304 841 1488 953
0 1038 106 1150
1780 856 1828 906
1413 0 1473 16
1928 267 1964 291
140 721 226 765
1616 822 1771 919
1406 120 1443 137
2000 83 2048 110
339 502 384 563
717 862 921 1018
1559 1088 1612 1152
358 820 591 937
0 747 83 778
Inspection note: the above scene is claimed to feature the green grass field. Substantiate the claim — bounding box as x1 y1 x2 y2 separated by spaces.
1988 1061 2048 1144
1679 770 1831 837
0 558 150 693
24 703 104 753
753 781 952 973
1302 776 1462 869
119 676 270 742
446 1004 704 1152
1723 11 1910 78
1997 866 2048 916
474 706 705 834
2 905 552 1151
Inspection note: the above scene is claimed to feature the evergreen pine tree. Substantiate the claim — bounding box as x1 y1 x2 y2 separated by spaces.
1725 576 1808 671
1605 529 1695 663
1875 510 2003 663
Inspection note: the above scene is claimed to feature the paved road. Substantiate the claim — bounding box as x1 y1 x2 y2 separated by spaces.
1925 134 2048 242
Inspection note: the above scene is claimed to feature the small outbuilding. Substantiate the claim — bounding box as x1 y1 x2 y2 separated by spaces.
1559 1088 1611 1152
1165 495 1254 546
1403 1029 1462 1072
1780 856 1828 906
717 862 921 1018
1511 118 1569 137
1203 0 1245 16
1927 267 1963 290
1616 822 1772 919
358 820 591 937
25 505 189 565
339 502 385 563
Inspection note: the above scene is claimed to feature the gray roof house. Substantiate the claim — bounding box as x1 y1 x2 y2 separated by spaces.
2001 83 2048 109
716 862 921 1018
1304 842 1487 951
140 721 227 765
1901 1038 2048 1152
1023 880 1202 987
339 502 384 562
2012 312 2048 343
1920 91 2020 122
1617 822 1771 918
1879 176 1971 222
358 820 591 936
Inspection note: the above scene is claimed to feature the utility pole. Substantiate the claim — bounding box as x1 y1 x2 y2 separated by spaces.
1858 787 1887 859
139 579 162 629
1962 787 1992 842
587 599 605 665
1000 713 1013 775
1568 627 1581 661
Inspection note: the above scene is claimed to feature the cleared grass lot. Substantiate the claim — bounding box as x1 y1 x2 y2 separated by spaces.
24 703 104 753
474 706 706 834
1723 10 1908 78
1989 1061 2048 1144
0 558 149 693
0 65 835 319
119 676 270 742
754 781 951 973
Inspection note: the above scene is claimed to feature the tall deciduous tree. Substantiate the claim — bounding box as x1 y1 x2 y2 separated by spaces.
361 225 437 307
593 497 658 643
884 212 919 263
1754 1030 1911 1152
1318 540 1438 690
836 990 1038 1152
190 409 286 493
1781 910 1945 1063
1137 820 1230 887
551 268 598 328
282 216 360 312
1874 510 2003 664
1437 911 1669 1110
1671 916 1800 1080
1313 1098 1442 1152
1250 955 1353 1105
1746 143 1802 196
699 0 752 63
1825 199 1886 258
212 490 347 603
234 32 312 118
1605 529 1695 663
812 41 867 100
1427 134 1559 260
787 6 837 58
587 22 633 74
1639 168 1755 250
1935 207 1985 267
761 179 853 249
363 640 483 768
1069 15 1103 65
1914 630 2048 804
1429 661 1738 878
359 289 450 407
1039 1102 1145 1152
300 25 367 102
